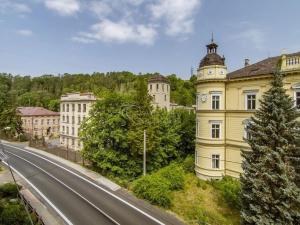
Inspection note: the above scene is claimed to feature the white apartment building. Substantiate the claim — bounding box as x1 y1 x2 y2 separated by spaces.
60 93 97 151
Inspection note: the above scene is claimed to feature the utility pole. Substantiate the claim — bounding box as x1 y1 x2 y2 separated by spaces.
143 129 146 176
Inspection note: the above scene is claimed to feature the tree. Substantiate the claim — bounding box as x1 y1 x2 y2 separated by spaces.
240 71 300 225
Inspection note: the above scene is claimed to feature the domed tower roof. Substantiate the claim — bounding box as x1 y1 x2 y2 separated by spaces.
148 74 169 84
199 37 225 68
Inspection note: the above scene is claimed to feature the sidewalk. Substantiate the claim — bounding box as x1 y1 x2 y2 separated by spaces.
25 146 121 191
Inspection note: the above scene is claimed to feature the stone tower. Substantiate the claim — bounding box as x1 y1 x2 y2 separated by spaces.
148 74 170 110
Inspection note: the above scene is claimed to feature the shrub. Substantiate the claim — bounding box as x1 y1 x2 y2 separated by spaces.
132 174 172 208
0 183 19 198
0 202 31 225
196 179 207 190
182 155 195 173
158 163 185 190
211 176 241 210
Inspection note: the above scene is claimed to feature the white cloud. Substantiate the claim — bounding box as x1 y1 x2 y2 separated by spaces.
0 0 31 14
231 28 265 50
89 1 112 18
73 19 157 45
17 29 33 36
44 0 80 16
72 36 95 44
149 0 201 36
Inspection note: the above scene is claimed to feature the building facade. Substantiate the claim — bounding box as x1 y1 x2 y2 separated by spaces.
60 93 97 151
148 75 171 110
195 39 300 180
18 107 60 139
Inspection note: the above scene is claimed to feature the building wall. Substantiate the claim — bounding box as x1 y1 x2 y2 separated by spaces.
195 55 300 180
148 82 170 110
59 93 96 151
21 115 60 138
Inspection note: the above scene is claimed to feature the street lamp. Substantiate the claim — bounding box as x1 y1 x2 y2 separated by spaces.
0 127 34 225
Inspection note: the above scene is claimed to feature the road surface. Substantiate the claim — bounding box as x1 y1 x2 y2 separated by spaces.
1 143 183 225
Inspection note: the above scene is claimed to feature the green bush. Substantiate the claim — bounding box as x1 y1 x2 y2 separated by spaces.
0 183 19 198
182 155 195 173
196 179 208 190
211 176 241 210
132 174 172 208
0 202 32 225
158 163 185 190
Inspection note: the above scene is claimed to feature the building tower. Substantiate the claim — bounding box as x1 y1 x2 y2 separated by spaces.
195 37 227 179
148 74 170 110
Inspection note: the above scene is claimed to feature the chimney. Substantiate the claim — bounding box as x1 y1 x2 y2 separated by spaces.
244 58 250 67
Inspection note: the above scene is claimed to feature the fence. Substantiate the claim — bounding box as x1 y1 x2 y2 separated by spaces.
20 192 45 225
29 139 86 165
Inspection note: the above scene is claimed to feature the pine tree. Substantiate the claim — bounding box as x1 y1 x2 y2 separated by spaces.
240 70 300 225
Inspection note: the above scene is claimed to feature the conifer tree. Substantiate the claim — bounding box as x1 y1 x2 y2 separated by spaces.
240 70 300 225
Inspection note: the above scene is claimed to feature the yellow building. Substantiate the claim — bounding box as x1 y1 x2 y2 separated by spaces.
195 39 300 180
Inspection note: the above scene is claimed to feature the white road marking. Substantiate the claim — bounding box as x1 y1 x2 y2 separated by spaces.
3 143 165 225
1 161 74 225
6 151 120 225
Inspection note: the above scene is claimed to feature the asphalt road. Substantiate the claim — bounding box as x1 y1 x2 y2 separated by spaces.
1 143 183 225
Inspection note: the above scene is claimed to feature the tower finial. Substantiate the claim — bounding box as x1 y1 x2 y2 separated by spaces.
211 32 214 43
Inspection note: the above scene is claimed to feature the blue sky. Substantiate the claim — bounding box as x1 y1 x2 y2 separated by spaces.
0 0 300 79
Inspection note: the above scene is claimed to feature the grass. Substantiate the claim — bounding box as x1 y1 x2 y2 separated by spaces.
169 173 240 225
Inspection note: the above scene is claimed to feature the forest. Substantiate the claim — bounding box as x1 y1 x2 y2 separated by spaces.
0 72 196 112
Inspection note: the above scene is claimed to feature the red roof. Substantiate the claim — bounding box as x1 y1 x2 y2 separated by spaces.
17 107 59 116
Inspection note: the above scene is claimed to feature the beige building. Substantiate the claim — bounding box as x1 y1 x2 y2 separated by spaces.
18 107 60 139
195 38 300 180
60 93 97 151
148 75 171 110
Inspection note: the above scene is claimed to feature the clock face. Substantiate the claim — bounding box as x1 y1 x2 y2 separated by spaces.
201 94 207 102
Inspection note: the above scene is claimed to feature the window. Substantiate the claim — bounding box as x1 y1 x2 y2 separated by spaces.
156 84 159 91
66 127 69 135
72 127 74 135
211 123 220 139
167 85 168 92
164 95 167 101
72 139 75 146
67 104 69 112
153 95 155 101
162 84 164 91
62 104 65 112
211 94 220 110
83 116 86 121
212 154 220 169
72 104 75 112
150 84 152 91
47 119 50 125
78 104 81 112
53 119 55 124
83 104 87 112
63 115 65 122
244 123 252 140
78 116 81 125
295 91 300 109
35 120 38 125
62 126 65 133
41 119 44 125
72 116 75 124
246 94 256 110
196 120 199 137
66 116 69 123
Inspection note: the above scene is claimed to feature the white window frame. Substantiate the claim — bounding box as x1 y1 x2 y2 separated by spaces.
294 89 300 109
211 94 221 110
211 123 221 139
245 93 256 110
211 154 220 169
